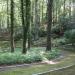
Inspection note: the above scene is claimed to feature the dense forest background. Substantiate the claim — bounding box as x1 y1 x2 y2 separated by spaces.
0 0 75 53
0 0 75 75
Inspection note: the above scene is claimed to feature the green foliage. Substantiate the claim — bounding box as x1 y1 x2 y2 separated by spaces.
0 52 42 65
0 47 60 65
57 38 66 45
51 24 63 38
39 29 47 37
44 49 60 60
52 25 60 35
39 27 47 37
59 14 69 30
64 29 75 45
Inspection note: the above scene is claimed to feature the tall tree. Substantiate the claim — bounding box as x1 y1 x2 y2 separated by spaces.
21 0 25 53
72 0 75 19
34 0 40 40
41 0 44 26
21 0 31 53
28 26 31 49
69 0 71 20
46 0 53 51
7 0 10 29
28 1 31 49
25 0 31 50
10 0 14 52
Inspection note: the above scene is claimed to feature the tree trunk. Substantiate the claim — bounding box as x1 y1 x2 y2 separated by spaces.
46 0 53 51
34 0 40 40
69 0 71 20
7 0 10 29
10 0 14 52
21 0 26 53
41 0 44 26
25 0 31 50
21 0 31 53
28 28 31 49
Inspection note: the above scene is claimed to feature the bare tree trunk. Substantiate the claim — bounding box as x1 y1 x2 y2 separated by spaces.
41 0 44 26
46 0 53 51
7 0 10 29
21 0 26 53
69 0 71 20
10 0 14 52
34 0 40 40
28 27 31 49
21 0 31 53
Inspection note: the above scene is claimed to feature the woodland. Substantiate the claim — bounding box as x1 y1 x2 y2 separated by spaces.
0 0 75 75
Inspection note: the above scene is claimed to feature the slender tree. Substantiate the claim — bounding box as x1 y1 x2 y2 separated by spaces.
25 0 31 49
69 0 71 20
41 0 44 26
21 0 31 53
28 27 31 49
21 0 26 53
34 0 40 40
73 0 75 19
28 1 31 49
46 0 53 51
10 0 14 52
7 0 10 29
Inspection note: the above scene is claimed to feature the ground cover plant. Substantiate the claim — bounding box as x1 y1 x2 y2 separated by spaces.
0 47 60 65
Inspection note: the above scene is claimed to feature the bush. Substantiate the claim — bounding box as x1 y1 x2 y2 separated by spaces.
24 52 42 63
44 49 60 60
51 24 64 38
39 27 47 37
0 48 60 65
52 25 60 35
0 52 42 65
64 29 75 45
57 38 66 45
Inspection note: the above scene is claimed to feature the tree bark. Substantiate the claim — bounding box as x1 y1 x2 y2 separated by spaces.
21 0 31 53
10 0 14 52
7 0 10 29
46 0 53 51
34 0 40 40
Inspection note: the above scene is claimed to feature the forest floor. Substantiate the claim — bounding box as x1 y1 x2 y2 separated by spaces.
0 38 75 75
0 50 75 75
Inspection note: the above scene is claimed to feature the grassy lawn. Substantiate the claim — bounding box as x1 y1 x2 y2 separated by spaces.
49 65 75 75
0 50 75 75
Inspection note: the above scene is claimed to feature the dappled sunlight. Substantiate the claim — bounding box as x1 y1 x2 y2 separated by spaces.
0 0 75 75
43 60 59 64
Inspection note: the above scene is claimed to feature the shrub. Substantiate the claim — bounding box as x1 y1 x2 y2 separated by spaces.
52 25 60 35
44 49 60 60
57 38 66 45
64 29 75 45
0 52 42 65
39 29 47 37
51 24 64 38
0 48 60 65
23 52 42 63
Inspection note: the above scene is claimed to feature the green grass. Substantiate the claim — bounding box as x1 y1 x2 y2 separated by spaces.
49 66 75 75
0 64 74 75
0 51 75 75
